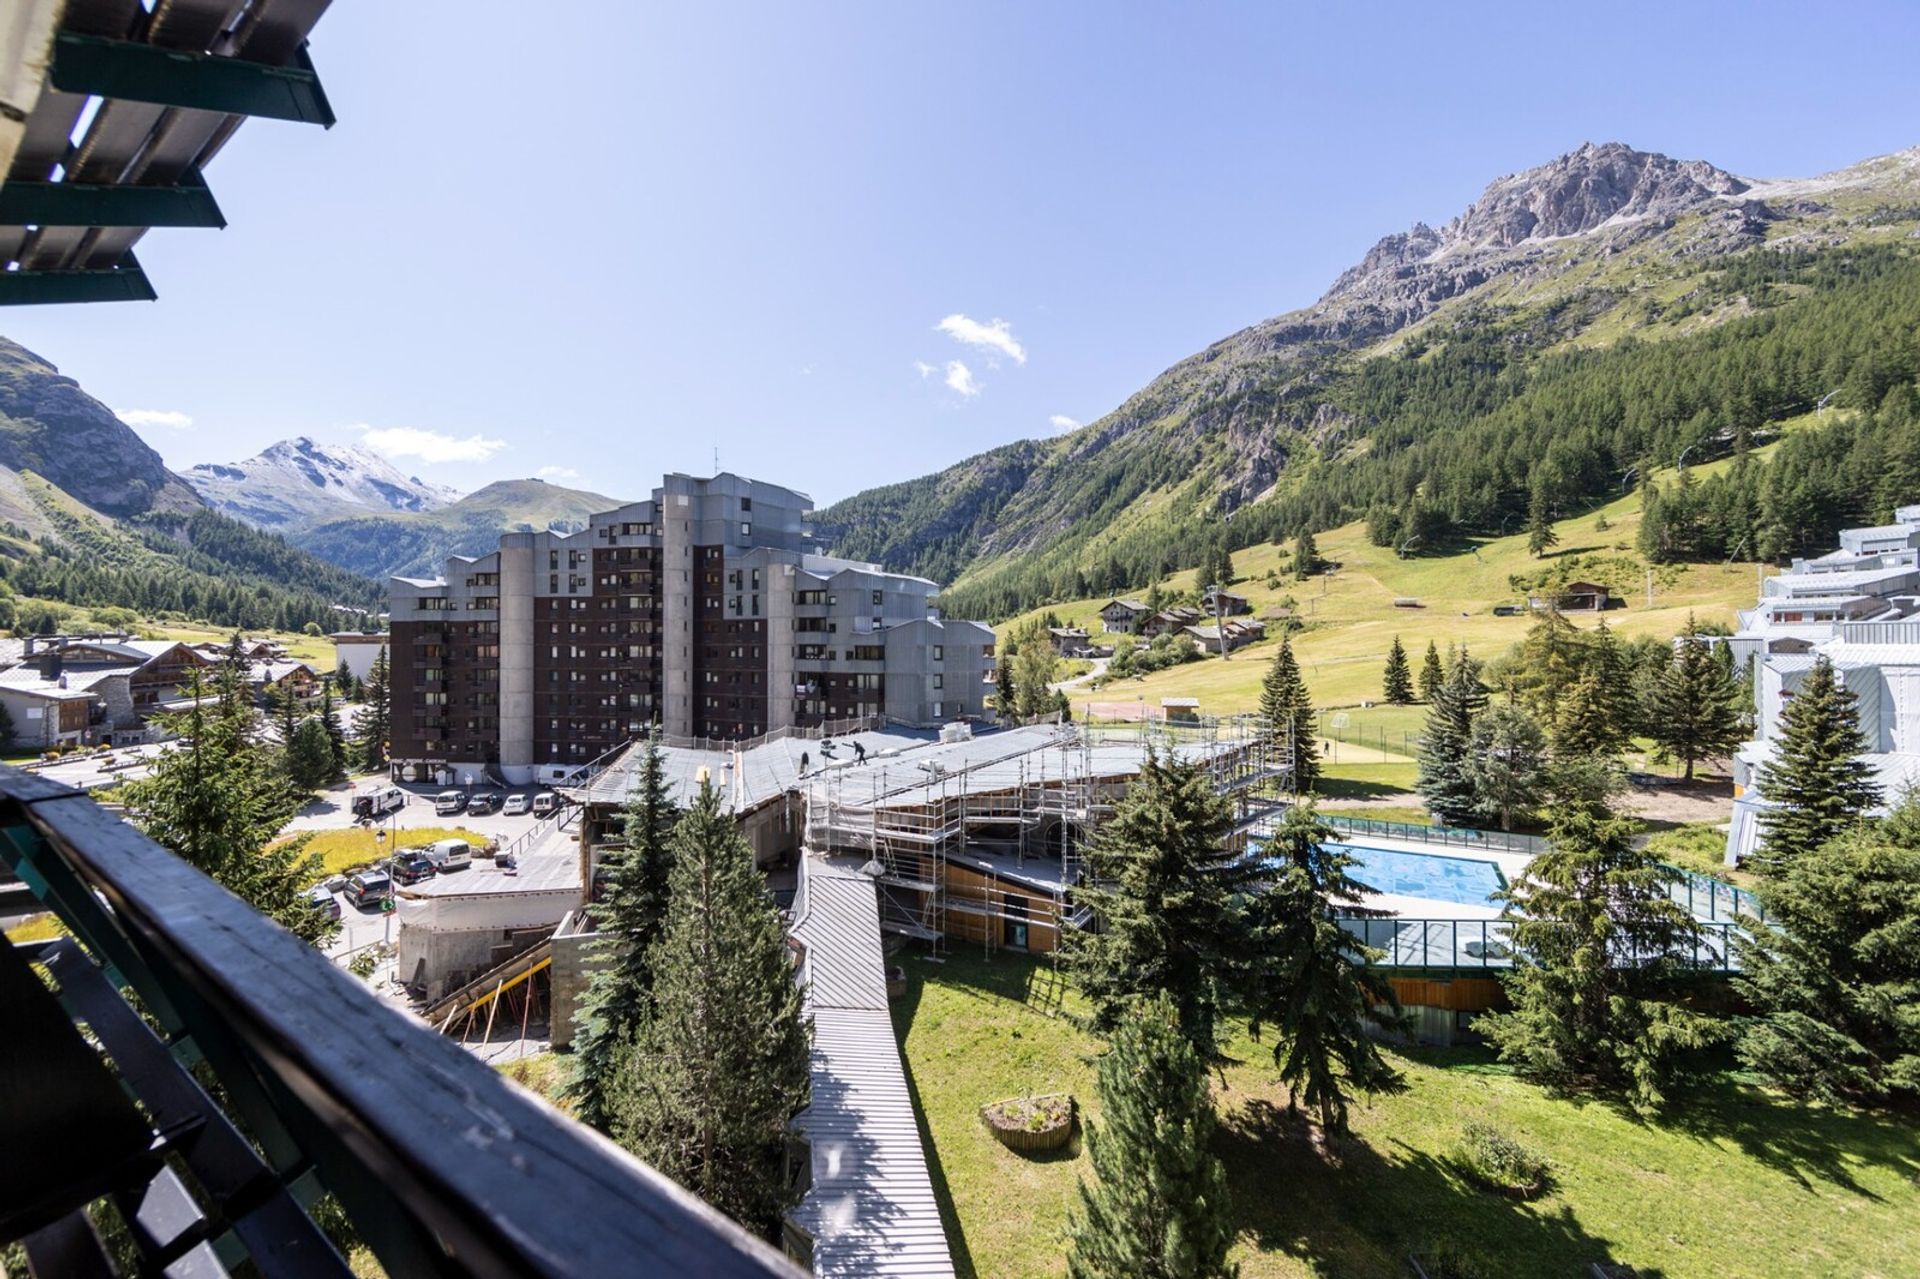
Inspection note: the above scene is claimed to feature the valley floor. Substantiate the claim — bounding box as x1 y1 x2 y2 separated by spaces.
894 950 1920 1279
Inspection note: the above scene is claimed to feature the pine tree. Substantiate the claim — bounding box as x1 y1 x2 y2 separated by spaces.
1417 640 1445 704
1734 796 1920 1109
1476 797 1725 1113
605 780 810 1233
993 632 1021 720
1245 805 1404 1136
1647 623 1743 781
567 732 682 1131
285 717 337 791
1463 702 1549 831
1552 670 1624 759
1293 528 1320 581
318 684 348 782
122 669 334 945
1416 650 1486 826
1066 994 1236 1279
1381 635 1414 705
1064 751 1250 1057
334 658 358 701
352 646 392 773
1753 656 1882 873
1258 635 1319 793
1526 474 1558 558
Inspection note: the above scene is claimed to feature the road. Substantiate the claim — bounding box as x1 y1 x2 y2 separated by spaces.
28 741 171 792
1049 656 1110 694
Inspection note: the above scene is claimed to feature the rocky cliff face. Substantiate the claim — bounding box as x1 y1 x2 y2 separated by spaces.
0 338 202 517
185 436 461 531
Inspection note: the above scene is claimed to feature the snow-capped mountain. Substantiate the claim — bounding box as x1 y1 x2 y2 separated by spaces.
182 437 462 531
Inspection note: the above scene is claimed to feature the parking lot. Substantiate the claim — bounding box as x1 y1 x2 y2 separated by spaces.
285 780 568 844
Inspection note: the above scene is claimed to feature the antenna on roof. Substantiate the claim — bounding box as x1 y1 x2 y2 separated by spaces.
713 447 720 475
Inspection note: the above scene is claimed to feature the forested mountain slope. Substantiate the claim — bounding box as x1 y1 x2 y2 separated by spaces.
297 478 619 579
816 142 1920 619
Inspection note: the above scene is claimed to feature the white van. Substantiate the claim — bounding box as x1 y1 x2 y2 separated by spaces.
531 792 560 818
420 839 473 873
352 786 407 820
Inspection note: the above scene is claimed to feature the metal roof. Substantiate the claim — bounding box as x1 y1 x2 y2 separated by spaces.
0 0 335 303
788 856 954 1278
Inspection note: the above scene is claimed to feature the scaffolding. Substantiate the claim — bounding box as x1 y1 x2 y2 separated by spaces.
802 714 1288 953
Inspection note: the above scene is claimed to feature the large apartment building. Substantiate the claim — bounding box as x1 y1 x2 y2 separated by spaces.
388 473 995 784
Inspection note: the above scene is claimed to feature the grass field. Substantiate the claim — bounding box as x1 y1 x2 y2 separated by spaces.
894 950 1920 1279
998 460 1771 719
293 826 494 879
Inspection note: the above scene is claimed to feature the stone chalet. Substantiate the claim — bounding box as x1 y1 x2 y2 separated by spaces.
1097 598 1151 634
1200 587 1252 616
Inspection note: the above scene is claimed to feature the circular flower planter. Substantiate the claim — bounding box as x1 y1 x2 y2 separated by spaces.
980 1094 1075 1154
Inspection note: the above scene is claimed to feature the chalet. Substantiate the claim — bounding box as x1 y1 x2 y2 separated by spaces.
47 638 216 728
1528 581 1618 612
1045 626 1092 656
1182 618 1268 653
1098 598 1151 634
1200 587 1252 616
1141 607 1204 638
254 661 322 706
0 670 101 748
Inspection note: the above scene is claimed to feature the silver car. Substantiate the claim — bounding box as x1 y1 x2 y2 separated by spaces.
503 793 532 816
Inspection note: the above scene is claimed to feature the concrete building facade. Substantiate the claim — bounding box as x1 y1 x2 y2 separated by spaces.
388 473 995 785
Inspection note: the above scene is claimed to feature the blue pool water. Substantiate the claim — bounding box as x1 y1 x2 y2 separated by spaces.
1260 842 1505 907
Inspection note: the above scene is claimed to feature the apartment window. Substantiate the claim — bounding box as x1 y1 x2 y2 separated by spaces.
932 701 943 718
419 597 448 611
932 645 944 661
933 674 944 690
741 522 752 537
740 497 751 512
871 590 883 607
550 550 559 570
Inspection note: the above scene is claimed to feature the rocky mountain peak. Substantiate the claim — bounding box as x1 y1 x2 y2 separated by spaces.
184 436 461 530
1444 141 1748 250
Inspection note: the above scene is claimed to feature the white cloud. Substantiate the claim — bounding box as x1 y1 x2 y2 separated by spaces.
536 465 581 481
115 408 192 431
944 361 980 398
913 360 936 379
936 313 1026 364
355 424 507 464
1049 414 1082 433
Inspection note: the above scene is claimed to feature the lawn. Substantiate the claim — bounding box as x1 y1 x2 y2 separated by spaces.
1316 761 1421 804
292 826 494 880
894 950 1920 1279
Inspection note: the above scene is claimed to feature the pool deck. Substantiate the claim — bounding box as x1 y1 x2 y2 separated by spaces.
1317 832 1531 921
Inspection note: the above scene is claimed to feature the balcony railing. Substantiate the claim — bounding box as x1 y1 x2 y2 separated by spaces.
0 768 800 1277
1336 915 1740 973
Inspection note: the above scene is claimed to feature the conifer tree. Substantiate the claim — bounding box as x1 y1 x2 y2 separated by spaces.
1064 752 1249 1057
285 717 337 791
1525 475 1558 558
606 780 810 1234
1294 528 1320 581
1258 634 1319 793
1476 790 1725 1113
1504 607 1584 731
318 684 348 782
1552 670 1624 759
334 659 358 702
1381 635 1414 705
1463 702 1549 831
1647 622 1743 781
123 669 333 945
1245 805 1404 1136
1753 656 1882 873
567 732 681 1131
352 646 392 773
1734 796 1920 1109
1417 639 1445 704
993 631 1021 720
1066 994 1235 1279
1416 650 1485 825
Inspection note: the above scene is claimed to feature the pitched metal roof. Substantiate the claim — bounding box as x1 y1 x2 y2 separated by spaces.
788 856 954 1277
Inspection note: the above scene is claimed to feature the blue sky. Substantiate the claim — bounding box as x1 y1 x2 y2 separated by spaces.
9 1 1918 507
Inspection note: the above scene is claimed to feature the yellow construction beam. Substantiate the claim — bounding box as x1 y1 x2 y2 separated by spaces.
436 956 550 1031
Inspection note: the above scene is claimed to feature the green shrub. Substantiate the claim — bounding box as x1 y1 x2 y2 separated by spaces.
1454 1120 1550 1197
1417 1234 1494 1279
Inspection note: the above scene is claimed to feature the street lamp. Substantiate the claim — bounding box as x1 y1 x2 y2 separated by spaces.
375 806 399 947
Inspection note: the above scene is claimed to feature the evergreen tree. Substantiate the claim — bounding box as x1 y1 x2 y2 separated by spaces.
1066 994 1235 1279
567 732 682 1130
352 646 392 773
1734 797 1920 1109
0 699 15 748
1013 634 1061 720
1476 794 1725 1113
1647 623 1743 781
1381 635 1414 705
1753 656 1882 873
605 781 810 1234
1257 635 1319 793
318 684 348 782
1245 805 1404 1135
1416 650 1486 826
285 717 337 791
122 669 333 945
993 632 1021 720
1064 751 1250 1056
1525 474 1558 558
271 679 301 748
1293 528 1320 581
1417 640 1445 704
334 658 358 701
1502 607 1585 731
1463 702 1549 831
1552 670 1625 759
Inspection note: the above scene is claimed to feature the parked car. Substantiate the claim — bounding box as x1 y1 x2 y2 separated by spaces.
467 791 502 816
347 872 392 908
391 852 435 885
306 886 342 920
421 839 473 873
434 789 467 816
531 792 560 818
502 793 532 816
352 786 408 820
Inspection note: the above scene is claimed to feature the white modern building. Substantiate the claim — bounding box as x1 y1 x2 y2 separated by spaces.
1726 503 1920 864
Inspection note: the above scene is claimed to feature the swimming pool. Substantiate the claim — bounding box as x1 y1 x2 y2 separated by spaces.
1259 842 1506 908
